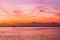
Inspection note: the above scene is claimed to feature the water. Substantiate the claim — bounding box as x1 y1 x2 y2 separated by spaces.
0 27 60 40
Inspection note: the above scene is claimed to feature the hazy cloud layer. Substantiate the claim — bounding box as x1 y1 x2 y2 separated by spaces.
0 0 60 23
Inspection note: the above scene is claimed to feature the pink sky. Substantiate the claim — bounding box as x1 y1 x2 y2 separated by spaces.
0 0 60 23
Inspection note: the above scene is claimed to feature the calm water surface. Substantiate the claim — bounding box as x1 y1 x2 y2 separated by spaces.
0 27 60 40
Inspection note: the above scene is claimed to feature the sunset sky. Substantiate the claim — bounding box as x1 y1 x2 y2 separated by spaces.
0 0 60 24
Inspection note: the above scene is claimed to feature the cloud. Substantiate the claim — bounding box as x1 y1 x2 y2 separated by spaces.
13 10 23 16
55 13 60 17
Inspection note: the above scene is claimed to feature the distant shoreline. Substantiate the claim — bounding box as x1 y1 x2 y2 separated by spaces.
0 23 60 27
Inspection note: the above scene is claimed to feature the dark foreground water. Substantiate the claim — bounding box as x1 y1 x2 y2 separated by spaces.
0 27 60 40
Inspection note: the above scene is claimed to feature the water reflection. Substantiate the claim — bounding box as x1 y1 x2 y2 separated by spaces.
0 27 60 40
